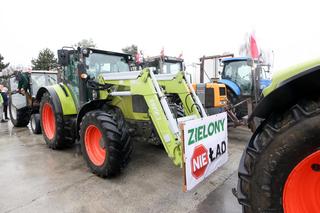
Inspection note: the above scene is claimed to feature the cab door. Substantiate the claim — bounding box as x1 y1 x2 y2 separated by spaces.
61 55 84 109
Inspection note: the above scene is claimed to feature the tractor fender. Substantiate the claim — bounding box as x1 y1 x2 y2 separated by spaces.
250 65 320 122
218 79 241 96
76 100 110 139
36 84 77 116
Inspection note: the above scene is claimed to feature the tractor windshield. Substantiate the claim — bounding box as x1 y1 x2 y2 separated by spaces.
145 60 182 74
85 53 131 78
31 73 57 97
222 61 252 95
162 61 182 74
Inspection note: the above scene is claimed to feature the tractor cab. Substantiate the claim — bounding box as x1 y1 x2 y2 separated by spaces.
58 47 134 107
219 57 272 119
220 57 271 97
142 56 184 74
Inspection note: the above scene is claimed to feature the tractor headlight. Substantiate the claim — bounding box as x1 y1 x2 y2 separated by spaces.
220 100 227 106
92 90 98 99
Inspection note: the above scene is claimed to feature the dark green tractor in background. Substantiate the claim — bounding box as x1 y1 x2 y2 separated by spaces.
8 70 57 133
236 58 320 212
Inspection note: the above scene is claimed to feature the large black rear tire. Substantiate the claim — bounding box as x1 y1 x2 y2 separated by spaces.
237 98 320 212
9 100 30 127
80 109 132 177
40 92 74 149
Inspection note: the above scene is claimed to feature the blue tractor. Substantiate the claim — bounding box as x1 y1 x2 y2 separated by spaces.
219 57 272 120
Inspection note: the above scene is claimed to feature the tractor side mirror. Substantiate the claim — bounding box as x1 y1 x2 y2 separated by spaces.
82 48 90 57
58 49 69 66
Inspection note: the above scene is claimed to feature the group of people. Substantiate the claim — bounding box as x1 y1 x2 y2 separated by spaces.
0 84 9 123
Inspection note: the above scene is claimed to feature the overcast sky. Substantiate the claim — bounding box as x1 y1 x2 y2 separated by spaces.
0 0 319 71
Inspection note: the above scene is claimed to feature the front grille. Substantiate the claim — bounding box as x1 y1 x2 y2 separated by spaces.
205 87 214 108
219 87 226 96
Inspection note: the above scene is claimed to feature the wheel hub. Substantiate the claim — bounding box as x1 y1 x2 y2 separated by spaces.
84 125 106 166
42 103 56 140
283 150 320 212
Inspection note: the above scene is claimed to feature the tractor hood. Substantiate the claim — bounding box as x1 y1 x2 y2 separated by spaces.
262 58 320 97
260 79 271 91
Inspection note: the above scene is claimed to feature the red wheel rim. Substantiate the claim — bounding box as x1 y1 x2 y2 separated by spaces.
85 125 106 166
283 150 320 212
42 103 56 140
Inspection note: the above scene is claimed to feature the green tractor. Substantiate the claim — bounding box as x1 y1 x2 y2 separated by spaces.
36 47 207 177
8 70 58 133
236 58 320 212
142 55 228 115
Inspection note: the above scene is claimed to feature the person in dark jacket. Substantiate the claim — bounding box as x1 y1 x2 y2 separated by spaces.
16 71 32 106
17 72 30 93
1 87 9 120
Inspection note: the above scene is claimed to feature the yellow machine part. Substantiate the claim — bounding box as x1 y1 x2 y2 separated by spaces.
192 82 228 108
205 82 227 107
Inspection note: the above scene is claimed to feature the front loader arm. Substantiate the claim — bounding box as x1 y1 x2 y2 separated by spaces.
103 69 203 166
143 71 202 166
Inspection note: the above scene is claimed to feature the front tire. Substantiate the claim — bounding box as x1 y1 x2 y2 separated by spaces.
237 98 320 212
227 89 247 119
80 109 132 177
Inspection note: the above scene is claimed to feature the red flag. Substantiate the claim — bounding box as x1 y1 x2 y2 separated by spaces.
178 52 183 59
135 52 142 64
250 34 259 59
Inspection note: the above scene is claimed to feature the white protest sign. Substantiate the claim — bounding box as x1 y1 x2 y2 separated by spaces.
182 112 228 191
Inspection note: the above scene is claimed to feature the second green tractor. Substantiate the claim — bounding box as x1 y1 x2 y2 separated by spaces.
36 47 206 177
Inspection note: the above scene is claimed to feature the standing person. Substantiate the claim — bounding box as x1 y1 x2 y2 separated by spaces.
0 86 7 123
1 87 9 120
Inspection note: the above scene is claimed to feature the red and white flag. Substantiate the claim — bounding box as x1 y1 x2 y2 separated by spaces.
135 50 143 64
160 47 164 58
249 33 259 59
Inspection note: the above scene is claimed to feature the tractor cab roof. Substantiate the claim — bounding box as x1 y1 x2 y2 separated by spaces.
30 70 58 74
221 57 251 63
222 57 266 65
58 47 134 67
86 48 133 59
144 55 184 63
61 47 133 59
